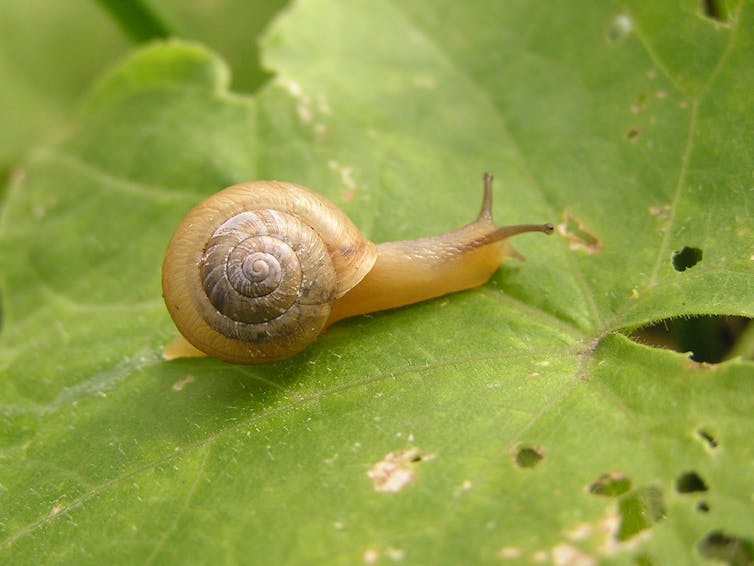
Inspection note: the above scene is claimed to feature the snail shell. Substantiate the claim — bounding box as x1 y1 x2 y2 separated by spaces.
162 181 377 363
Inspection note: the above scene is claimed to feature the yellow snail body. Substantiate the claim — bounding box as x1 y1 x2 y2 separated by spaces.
162 174 553 364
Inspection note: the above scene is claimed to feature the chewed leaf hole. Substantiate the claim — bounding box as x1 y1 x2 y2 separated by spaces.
514 445 544 469
697 531 754 564
617 486 665 541
697 429 719 449
557 210 602 254
588 472 631 497
697 501 710 513
676 471 709 494
628 315 751 363
672 246 703 271
699 0 735 25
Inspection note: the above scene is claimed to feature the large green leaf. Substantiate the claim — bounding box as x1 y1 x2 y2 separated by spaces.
1 1 753 564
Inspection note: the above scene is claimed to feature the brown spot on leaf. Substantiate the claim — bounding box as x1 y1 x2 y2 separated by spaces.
367 448 433 493
552 543 596 566
631 94 649 114
172 375 195 391
558 211 602 254
649 204 670 218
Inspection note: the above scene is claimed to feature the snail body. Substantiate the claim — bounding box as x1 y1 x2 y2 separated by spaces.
162 174 552 364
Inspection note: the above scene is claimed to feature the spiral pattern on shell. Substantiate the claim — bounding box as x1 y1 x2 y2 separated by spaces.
162 181 378 364
196 209 335 352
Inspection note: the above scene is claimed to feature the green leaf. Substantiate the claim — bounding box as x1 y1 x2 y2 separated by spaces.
1 1 753 564
0 0 286 186
0 0 130 179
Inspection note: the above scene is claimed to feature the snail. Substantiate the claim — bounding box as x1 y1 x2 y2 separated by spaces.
162 173 553 364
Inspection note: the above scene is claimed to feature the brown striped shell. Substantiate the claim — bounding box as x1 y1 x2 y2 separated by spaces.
162 181 377 363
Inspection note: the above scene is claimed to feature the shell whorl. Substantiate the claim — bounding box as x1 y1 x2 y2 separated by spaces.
162 181 378 364
197 209 334 348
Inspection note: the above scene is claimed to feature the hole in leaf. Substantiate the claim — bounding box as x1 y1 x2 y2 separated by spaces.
514 445 543 469
699 0 735 24
617 486 666 541
627 127 640 142
672 246 703 271
697 501 710 513
557 210 602 254
589 472 632 497
697 429 719 449
676 471 709 494
697 531 754 565
629 315 751 363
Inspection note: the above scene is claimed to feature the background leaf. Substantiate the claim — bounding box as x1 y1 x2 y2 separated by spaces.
0 0 128 183
0 0 286 189
1 1 753 564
